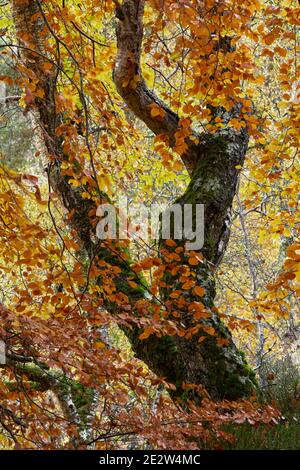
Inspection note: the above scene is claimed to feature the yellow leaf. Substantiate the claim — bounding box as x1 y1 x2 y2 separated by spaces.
97 174 112 195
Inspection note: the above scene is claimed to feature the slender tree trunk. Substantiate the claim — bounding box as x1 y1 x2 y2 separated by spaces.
237 192 266 387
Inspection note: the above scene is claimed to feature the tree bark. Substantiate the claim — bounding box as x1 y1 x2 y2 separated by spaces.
158 127 256 399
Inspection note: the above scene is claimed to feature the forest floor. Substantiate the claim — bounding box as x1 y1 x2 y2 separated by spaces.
221 366 300 450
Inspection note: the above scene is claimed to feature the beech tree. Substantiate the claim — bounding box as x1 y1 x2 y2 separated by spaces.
11 0 257 400
0 0 298 449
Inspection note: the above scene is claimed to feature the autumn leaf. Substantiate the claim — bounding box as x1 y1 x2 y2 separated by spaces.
149 102 166 119
193 286 205 297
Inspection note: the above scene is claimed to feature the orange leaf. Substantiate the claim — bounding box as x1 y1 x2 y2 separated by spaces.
150 103 166 119
139 328 154 340
128 280 138 289
202 326 216 336
165 239 177 247
182 280 194 290
193 286 205 297
170 290 182 298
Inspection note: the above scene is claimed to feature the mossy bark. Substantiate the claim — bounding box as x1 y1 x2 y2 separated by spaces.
158 127 257 400
49 165 257 401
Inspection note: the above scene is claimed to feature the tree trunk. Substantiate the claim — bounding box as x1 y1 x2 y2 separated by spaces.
11 0 257 403
158 128 257 399
113 0 257 399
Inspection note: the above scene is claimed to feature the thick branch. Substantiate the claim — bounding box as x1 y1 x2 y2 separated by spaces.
113 0 199 174
1 305 93 443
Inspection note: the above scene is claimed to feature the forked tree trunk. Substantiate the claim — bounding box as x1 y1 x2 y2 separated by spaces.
11 0 257 402
113 0 257 399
